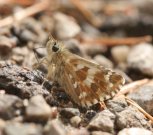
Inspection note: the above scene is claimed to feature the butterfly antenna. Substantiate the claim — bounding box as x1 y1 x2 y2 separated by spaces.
48 33 55 41
33 47 45 64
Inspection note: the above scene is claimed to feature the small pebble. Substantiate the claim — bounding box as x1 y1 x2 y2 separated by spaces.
91 131 113 135
11 18 47 43
128 83 153 115
0 119 6 131
118 128 153 135
63 39 83 56
93 55 113 68
116 106 152 130
0 94 23 120
60 108 80 119
81 44 107 57
25 95 52 122
20 29 37 42
88 110 115 133
12 47 29 64
127 43 153 76
70 116 82 127
44 119 67 135
111 46 130 63
85 110 97 120
67 127 90 135
3 122 42 135
0 36 16 56
53 12 81 39
106 97 128 113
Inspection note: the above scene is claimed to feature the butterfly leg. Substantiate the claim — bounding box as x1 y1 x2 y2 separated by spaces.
99 101 107 110
32 57 48 69
32 57 49 88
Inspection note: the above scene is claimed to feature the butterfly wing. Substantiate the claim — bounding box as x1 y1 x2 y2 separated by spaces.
60 55 125 107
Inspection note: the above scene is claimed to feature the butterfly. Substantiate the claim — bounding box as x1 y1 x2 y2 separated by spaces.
33 37 125 107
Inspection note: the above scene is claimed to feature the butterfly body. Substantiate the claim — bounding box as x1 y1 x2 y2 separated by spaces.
34 37 125 107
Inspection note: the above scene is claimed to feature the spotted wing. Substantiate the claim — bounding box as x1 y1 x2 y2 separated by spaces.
61 56 125 107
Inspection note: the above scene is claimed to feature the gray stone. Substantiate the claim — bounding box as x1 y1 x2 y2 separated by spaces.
127 43 153 76
44 119 67 135
12 47 29 64
20 29 37 42
70 116 82 127
91 131 113 135
60 108 80 119
25 95 52 121
67 128 89 135
63 39 83 56
106 97 128 113
116 106 152 130
0 94 23 120
118 128 153 135
3 122 42 135
53 12 81 39
128 85 153 115
85 110 97 120
0 36 16 56
88 110 115 133
0 119 6 134
93 55 113 68
12 18 47 43
81 44 107 57
0 65 50 99
111 46 130 63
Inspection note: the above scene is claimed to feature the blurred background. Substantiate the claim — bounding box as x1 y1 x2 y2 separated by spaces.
1 1 153 134
0 0 153 81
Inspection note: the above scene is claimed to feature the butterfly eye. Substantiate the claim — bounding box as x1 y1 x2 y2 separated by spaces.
52 42 59 52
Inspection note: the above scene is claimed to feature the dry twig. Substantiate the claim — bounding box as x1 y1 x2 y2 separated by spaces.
0 0 50 28
116 78 153 123
69 0 101 27
83 36 152 46
125 97 153 123
0 0 36 6
103 4 135 15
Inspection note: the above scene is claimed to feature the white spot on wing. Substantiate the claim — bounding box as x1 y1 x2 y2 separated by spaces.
69 74 73 79
86 101 92 106
73 82 77 88
100 96 104 101
111 91 116 97
107 71 112 75
121 78 125 85
109 83 113 87
79 92 87 99
105 95 111 100
88 68 97 76
93 99 98 104
76 64 84 71
83 77 93 87
104 75 110 81
118 85 122 89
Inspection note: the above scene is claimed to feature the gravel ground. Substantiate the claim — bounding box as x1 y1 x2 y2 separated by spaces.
0 0 153 135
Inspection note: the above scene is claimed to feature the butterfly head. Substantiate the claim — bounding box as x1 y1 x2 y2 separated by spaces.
46 37 65 55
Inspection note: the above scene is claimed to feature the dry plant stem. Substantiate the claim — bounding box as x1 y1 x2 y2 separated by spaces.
125 97 153 123
83 35 152 46
103 5 135 15
69 0 99 27
0 0 50 28
99 101 107 110
0 0 35 6
117 79 149 96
